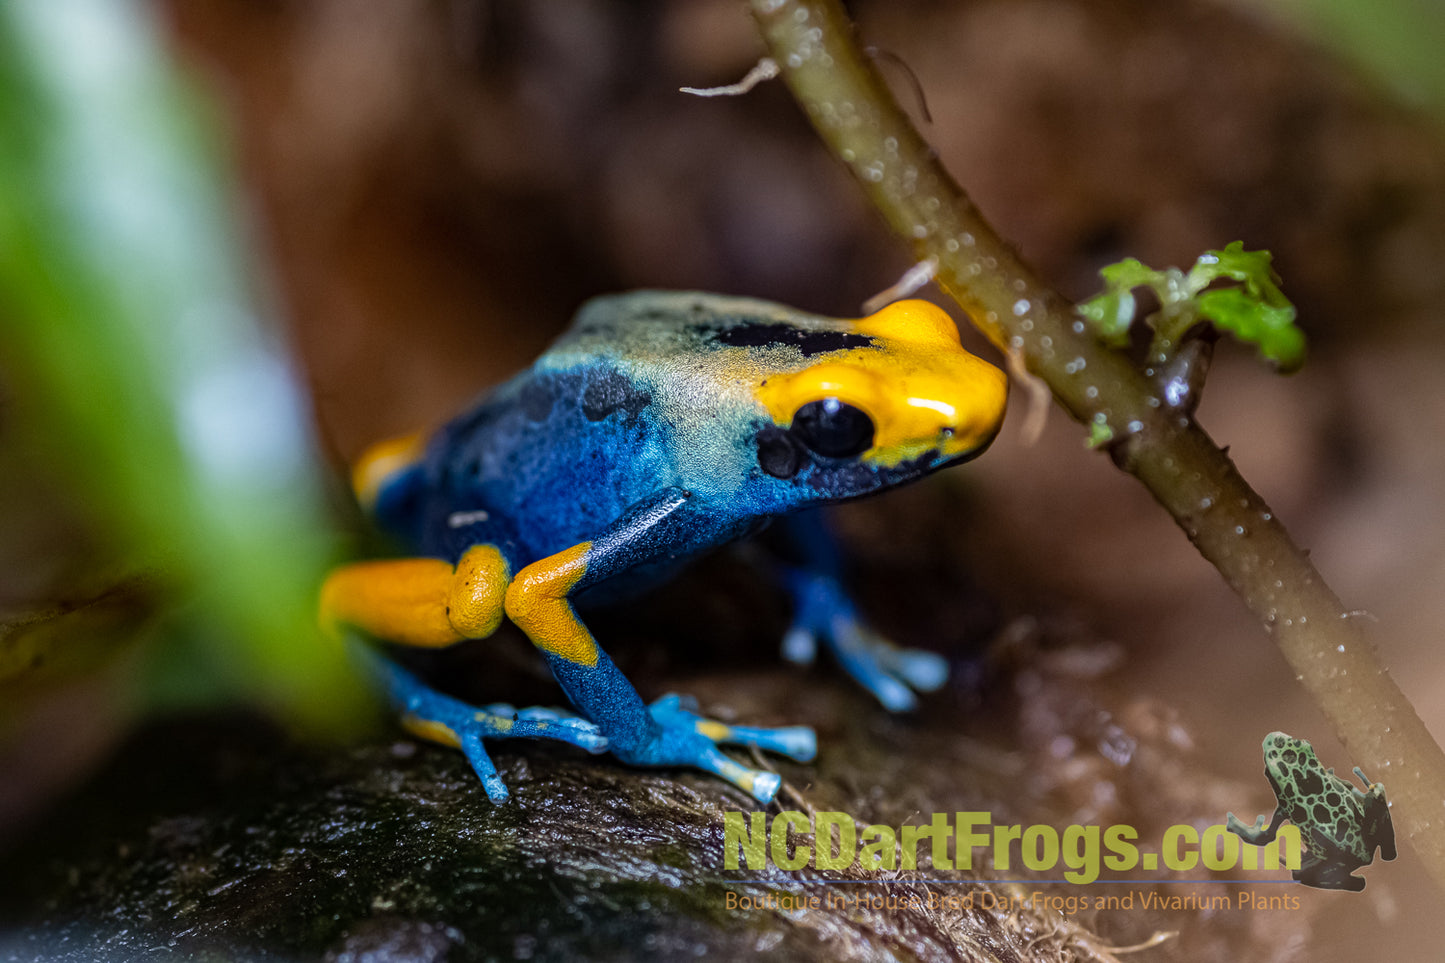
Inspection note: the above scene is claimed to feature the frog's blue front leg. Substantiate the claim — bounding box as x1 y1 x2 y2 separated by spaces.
360 649 608 802
778 512 948 710
505 488 816 803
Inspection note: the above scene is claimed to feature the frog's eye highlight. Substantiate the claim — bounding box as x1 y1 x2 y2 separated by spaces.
792 398 874 458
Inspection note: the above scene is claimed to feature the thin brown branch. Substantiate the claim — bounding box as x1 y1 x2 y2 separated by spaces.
750 0 1445 889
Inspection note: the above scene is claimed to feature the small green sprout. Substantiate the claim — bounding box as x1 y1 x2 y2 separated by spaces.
1077 242 1305 372
1086 418 1116 450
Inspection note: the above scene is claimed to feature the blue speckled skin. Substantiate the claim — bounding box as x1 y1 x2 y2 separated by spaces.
358 291 1001 802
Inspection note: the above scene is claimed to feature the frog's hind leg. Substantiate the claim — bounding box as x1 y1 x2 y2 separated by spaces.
320 544 511 648
1295 832 1367 891
351 432 427 514
321 543 607 802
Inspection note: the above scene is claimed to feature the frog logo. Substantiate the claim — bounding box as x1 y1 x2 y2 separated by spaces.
1227 731 1396 891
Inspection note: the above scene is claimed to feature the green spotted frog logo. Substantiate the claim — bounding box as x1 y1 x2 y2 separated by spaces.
1227 731 1395 891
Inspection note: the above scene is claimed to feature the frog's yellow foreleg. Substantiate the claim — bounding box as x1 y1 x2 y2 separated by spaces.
503 542 598 666
320 544 510 647
500 487 816 803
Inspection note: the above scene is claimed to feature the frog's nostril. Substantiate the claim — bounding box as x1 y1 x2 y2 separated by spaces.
940 426 955 437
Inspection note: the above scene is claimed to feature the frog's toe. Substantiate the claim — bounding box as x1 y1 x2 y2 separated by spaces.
1225 811 1268 839
695 745 783 804
368 654 609 802
424 703 610 803
477 703 611 754
449 705 609 802
637 695 816 803
874 639 949 693
825 616 941 711
457 729 511 803
780 626 818 666
651 694 816 762
786 573 948 711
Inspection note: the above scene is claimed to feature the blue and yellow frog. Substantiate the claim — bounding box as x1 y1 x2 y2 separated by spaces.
321 292 1007 803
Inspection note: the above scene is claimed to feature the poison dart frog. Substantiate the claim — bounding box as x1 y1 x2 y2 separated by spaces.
1227 731 1395 891
321 292 1007 803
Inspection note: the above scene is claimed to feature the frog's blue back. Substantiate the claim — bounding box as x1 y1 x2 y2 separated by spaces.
407 366 707 573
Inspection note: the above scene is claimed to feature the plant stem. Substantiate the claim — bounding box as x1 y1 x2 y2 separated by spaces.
751 0 1445 888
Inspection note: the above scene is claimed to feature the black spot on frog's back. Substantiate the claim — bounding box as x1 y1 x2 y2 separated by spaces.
709 323 873 357
520 378 557 422
1295 767 1324 797
582 369 652 422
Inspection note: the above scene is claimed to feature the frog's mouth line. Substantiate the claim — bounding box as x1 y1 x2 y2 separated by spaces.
863 417 1002 473
799 445 987 503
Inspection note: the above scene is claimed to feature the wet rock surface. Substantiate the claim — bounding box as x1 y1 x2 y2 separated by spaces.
0 604 1306 962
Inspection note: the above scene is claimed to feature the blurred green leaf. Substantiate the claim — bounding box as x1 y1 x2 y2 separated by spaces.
0 0 365 734
1286 0 1445 118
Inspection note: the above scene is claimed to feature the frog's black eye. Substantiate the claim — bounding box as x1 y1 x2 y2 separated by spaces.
791 398 874 458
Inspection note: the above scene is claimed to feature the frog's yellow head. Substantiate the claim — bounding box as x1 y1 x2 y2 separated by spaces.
752 300 1006 477
552 291 1007 502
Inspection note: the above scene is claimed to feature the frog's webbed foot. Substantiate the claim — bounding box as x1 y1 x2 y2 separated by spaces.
611 694 815 804
783 571 947 711
370 654 607 803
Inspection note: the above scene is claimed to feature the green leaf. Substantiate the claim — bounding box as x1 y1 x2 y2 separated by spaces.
1077 289 1135 347
1086 419 1116 449
1189 241 1291 308
1197 288 1306 371
1077 258 1164 346
1079 242 1305 373
1098 257 1168 291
